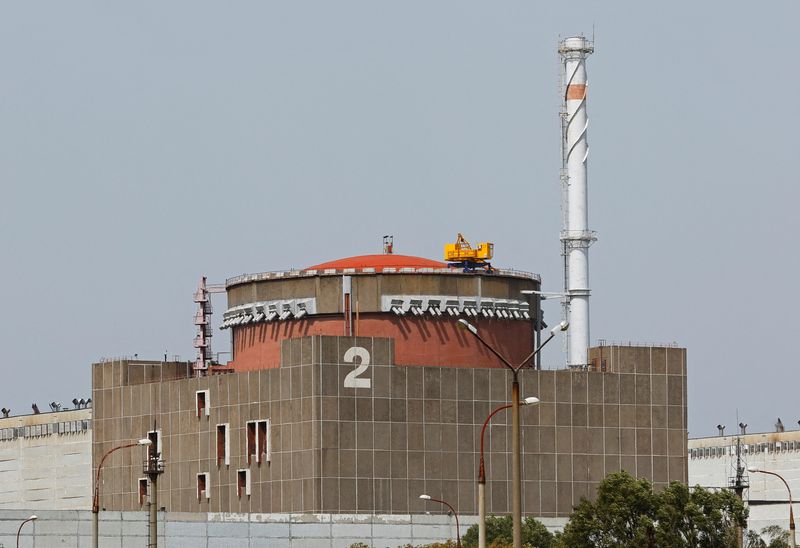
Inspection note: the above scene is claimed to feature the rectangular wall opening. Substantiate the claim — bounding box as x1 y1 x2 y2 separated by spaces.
237 469 251 498
257 420 269 463
196 472 209 501
195 390 209 418
216 423 229 466
138 478 148 506
146 430 162 462
246 422 256 465
246 419 271 465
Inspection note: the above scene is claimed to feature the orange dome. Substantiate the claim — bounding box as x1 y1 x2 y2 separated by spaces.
307 254 447 272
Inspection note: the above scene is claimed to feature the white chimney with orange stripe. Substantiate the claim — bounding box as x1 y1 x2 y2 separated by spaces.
559 36 596 368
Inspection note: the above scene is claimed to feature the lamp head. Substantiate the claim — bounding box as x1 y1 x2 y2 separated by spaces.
522 396 540 406
551 320 569 334
747 466 759 473
138 438 153 446
419 494 431 500
457 319 478 335
28 515 37 520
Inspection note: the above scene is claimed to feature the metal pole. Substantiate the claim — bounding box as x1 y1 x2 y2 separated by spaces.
479 401 537 548
459 320 566 548
779 475 795 548
781 474 796 548
511 376 521 548
421 496 461 548
149 473 158 548
751 469 796 548
477 480 486 548
479 408 505 548
733 437 745 548
93 441 145 548
92 505 98 548
16 516 36 548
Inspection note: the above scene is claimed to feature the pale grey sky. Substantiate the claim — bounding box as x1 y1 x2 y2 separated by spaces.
1 2 797 436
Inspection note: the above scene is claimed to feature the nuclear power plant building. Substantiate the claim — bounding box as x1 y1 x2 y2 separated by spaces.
91 254 688 520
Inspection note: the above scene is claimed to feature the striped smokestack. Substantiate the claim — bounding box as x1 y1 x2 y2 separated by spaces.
559 36 596 368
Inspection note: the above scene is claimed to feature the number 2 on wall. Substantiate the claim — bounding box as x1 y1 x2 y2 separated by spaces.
343 347 371 389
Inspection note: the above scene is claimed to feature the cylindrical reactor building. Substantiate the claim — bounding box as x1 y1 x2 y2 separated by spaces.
220 254 542 371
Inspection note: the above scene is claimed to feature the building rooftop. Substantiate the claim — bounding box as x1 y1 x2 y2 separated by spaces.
306 254 447 272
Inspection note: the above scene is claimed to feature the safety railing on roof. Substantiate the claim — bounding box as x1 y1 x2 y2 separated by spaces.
226 267 540 287
595 339 681 348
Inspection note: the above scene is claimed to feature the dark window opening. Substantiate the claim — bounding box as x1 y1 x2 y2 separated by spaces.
247 422 256 465
147 431 160 462
138 478 148 506
196 391 207 418
216 424 228 466
257 420 268 463
197 473 207 501
237 469 250 497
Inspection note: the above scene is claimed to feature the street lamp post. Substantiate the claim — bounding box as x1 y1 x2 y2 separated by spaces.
748 467 796 548
458 318 568 548
478 397 539 548
420 494 462 548
93 439 152 548
16 515 36 548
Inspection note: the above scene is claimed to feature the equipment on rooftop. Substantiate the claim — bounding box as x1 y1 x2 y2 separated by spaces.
444 233 494 272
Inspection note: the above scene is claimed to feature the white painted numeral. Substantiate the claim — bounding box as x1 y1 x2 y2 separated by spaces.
343 347 371 389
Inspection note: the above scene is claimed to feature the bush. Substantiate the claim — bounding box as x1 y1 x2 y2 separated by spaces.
556 471 747 548
461 515 554 548
395 542 458 548
745 525 790 548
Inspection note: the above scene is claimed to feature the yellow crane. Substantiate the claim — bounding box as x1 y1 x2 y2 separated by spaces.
444 233 494 272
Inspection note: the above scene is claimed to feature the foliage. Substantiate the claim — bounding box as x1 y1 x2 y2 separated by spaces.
556 471 657 548
555 471 747 548
654 481 745 547
522 517 555 548
395 542 458 548
745 525 790 548
461 514 554 548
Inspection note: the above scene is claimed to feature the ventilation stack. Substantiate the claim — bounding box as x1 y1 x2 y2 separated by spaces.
559 36 596 368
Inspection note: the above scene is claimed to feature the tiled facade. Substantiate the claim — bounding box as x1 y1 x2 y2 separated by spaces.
689 431 800 534
0 408 93 510
92 337 687 517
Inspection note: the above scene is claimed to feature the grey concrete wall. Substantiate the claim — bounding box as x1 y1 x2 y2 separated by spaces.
0 409 92 510
0 509 524 548
226 272 538 312
689 431 800 535
93 340 688 517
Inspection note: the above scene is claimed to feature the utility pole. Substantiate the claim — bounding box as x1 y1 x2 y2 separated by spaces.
729 435 748 548
144 425 165 548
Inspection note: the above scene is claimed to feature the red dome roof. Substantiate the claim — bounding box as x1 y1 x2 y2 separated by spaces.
307 254 447 272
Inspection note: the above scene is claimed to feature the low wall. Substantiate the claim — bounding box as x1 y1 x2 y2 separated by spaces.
0 510 568 547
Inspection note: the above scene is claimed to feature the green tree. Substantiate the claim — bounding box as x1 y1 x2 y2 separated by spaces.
522 516 555 548
557 471 657 547
654 481 746 547
745 525 790 548
462 515 554 547
395 543 458 548
556 471 747 548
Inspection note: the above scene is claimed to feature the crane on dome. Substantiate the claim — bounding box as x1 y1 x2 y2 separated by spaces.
444 233 494 272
